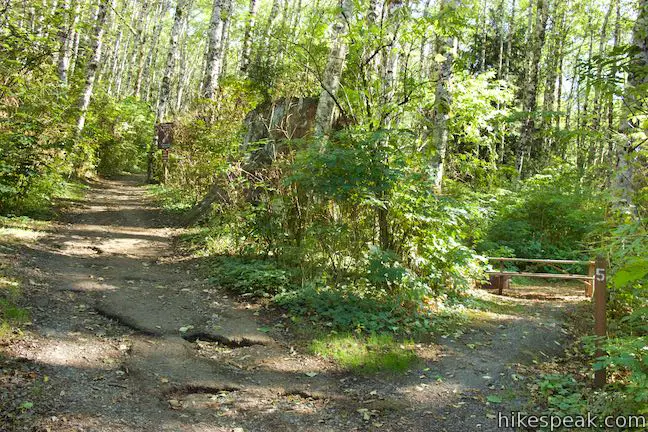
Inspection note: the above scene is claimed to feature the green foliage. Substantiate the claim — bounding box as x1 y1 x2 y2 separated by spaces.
479 166 605 264
148 184 196 213
538 374 587 415
0 270 28 341
590 336 648 415
0 77 74 214
310 333 418 373
274 284 462 335
208 257 296 297
607 221 648 318
88 95 154 177
163 80 259 192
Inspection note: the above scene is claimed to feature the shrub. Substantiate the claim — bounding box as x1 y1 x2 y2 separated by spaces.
479 166 605 267
209 257 296 297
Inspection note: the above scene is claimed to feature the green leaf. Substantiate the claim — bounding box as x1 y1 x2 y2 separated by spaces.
486 395 502 404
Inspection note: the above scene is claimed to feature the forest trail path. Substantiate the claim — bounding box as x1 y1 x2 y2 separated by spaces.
1 177 585 432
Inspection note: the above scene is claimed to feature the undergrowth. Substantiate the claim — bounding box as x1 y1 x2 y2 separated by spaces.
0 269 29 341
310 333 418 373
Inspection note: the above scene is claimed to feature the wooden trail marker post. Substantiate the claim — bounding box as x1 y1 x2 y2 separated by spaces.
156 122 173 183
485 256 608 388
593 256 608 388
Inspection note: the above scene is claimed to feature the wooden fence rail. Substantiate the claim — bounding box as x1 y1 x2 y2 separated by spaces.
486 257 596 296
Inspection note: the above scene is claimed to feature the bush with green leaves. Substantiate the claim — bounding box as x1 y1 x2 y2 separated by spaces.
478 166 605 266
87 95 154 177
208 256 296 297
0 75 74 215
273 282 465 335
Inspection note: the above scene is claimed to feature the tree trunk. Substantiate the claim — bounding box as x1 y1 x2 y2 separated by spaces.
217 0 232 79
593 0 614 134
579 18 594 174
614 0 647 216
239 0 258 73
69 20 81 77
504 0 515 78
314 0 353 137
201 0 226 99
147 0 187 182
132 0 151 97
143 0 168 101
607 0 621 134
106 26 123 95
515 0 548 176
76 0 109 135
418 0 432 77
427 0 457 193
57 0 78 86
540 2 562 158
174 0 194 111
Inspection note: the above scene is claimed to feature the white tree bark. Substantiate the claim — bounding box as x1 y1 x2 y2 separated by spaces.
76 0 109 134
147 0 187 182
69 19 81 77
132 0 152 97
174 0 194 111
106 25 123 95
515 0 548 176
217 0 232 79
56 0 77 86
239 0 258 73
201 0 226 98
143 0 169 101
426 0 457 193
615 0 647 216
314 0 353 137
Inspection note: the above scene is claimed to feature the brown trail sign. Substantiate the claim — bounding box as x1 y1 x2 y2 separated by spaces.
156 122 174 183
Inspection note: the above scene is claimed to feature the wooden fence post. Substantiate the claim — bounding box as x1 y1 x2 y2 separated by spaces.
586 261 595 297
593 256 607 388
498 260 504 295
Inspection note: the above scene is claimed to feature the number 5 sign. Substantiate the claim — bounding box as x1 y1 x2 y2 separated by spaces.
593 256 608 389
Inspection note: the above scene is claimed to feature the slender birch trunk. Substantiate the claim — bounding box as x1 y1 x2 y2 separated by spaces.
201 0 227 98
504 0 515 78
69 20 81 77
147 0 187 182
76 0 109 135
426 0 458 193
132 0 151 97
314 0 353 137
614 0 647 216
593 0 615 142
217 0 232 79
57 0 77 85
143 0 168 101
106 25 123 95
515 0 548 176
239 0 258 73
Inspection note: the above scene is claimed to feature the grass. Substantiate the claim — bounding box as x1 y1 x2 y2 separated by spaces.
177 227 238 256
147 184 196 213
0 271 29 341
310 333 418 373
0 215 50 231
55 180 88 201
509 277 584 288
462 295 528 316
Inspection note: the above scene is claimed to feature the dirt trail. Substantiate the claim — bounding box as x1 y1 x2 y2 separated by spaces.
1 177 587 432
